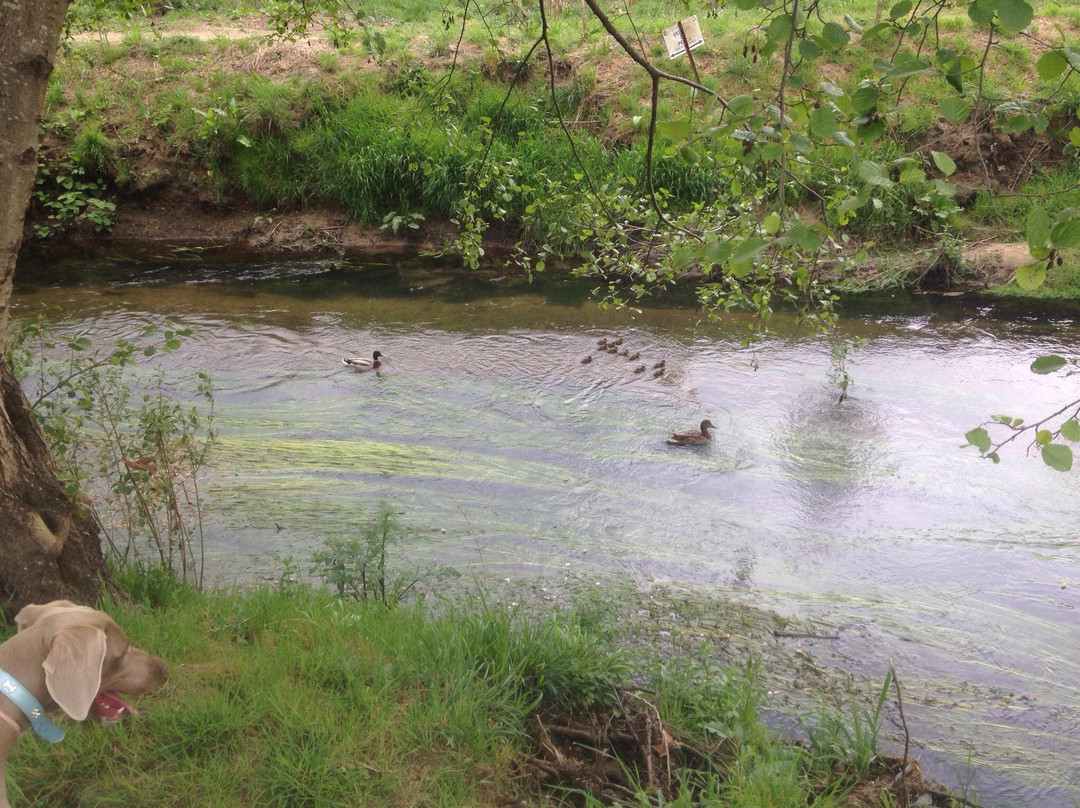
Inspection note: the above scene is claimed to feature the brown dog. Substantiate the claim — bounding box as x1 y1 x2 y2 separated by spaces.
0 600 167 808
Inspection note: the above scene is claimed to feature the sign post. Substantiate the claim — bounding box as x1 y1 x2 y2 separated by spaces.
662 15 705 83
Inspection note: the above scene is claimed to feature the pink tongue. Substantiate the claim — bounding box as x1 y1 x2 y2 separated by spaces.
92 692 137 724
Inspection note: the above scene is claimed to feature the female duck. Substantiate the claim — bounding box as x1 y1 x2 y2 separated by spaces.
342 350 385 371
667 419 716 446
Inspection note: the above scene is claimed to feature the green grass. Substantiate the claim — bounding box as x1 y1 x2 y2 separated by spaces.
4 584 622 807
1 575 914 808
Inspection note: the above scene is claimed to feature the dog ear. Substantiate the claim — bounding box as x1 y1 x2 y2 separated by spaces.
15 600 80 632
43 625 108 720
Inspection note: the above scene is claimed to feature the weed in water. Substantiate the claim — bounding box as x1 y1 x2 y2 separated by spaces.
309 500 458 607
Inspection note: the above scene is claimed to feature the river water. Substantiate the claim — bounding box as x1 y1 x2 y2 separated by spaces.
13 255 1080 807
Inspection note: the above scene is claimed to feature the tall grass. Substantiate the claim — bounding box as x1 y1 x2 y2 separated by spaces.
1 577 905 808
5 584 625 807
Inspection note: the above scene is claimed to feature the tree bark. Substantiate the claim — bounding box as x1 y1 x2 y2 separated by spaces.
0 0 108 614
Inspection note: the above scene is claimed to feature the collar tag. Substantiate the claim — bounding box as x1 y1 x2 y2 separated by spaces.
0 667 65 743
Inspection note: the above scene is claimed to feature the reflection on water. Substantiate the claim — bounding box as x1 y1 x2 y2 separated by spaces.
14 255 1080 808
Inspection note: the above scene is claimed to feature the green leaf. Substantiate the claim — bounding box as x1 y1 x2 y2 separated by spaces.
996 0 1033 33
1026 206 1051 252
1030 354 1067 374
728 95 754 117
851 86 880 115
1036 429 1053 446
1036 50 1068 80
762 212 782 234
887 53 931 79
766 14 793 42
657 120 692 142
1061 419 1080 442
1050 219 1080 250
889 0 913 19
838 189 869 212
965 427 992 452
968 0 997 26
732 237 770 264
1042 443 1073 472
820 22 850 49
931 151 957 176
799 40 821 61
1014 262 1047 290
810 107 837 139
939 97 971 125
760 142 784 161
899 165 926 184
858 119 886 142
944 60 964 93
858 160 893 187
704 241 733 264
1003 113 1032 133
788 223 823 252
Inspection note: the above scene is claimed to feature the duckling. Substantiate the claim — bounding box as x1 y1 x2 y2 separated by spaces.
597 338 608 347
581 355 593 364
633 365 646 374
652 360 666 369
342 350 385 371
620 349 629 357
668 419 717 446
627 352 640 361
653 368 665 378
607 346 619 354
612 338 624 346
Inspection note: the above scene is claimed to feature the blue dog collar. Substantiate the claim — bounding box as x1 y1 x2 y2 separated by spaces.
0 667 65 743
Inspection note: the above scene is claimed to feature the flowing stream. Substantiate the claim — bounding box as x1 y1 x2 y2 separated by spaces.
13 255 1080 808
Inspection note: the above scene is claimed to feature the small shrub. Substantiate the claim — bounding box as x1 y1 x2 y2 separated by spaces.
31 161 116 238
310 502 457 608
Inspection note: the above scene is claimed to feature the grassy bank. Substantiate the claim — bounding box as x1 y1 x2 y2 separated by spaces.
3 576 945 807
28 0 1080 293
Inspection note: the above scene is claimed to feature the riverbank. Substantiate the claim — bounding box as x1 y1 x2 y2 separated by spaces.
26 4 1080 297
3 574 950 808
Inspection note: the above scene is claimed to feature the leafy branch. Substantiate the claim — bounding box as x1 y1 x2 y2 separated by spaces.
965 354 1080 472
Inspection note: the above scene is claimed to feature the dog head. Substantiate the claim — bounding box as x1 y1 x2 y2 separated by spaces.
15 600 167 722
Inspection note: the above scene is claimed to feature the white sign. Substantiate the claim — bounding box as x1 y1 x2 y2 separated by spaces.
662 15 704 60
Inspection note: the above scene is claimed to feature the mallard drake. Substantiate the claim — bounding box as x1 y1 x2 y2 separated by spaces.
668 419 716 446
342 350 385 371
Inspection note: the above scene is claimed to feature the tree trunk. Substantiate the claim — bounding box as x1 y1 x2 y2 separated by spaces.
0 0 109 614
